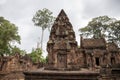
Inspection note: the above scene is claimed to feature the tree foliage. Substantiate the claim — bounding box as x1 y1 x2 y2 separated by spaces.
0 17 20 56
32 8 55 49
108 20 120 44
79 16 120 45
29 48 46 63
11 46 26 56
79 16 116 38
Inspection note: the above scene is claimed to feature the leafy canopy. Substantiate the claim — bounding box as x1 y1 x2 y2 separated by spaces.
29 48 46 63
0 17 20 56
11 46 26 56
32 8 55 49
108 20 120 44
79 15 120 45
32 8 54 31
79 16 116 38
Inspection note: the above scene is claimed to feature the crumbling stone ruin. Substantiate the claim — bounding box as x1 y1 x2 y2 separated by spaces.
46 9 120 71
46 9 81 70
80 37 120 70
0 53 38 80
25 9 120 80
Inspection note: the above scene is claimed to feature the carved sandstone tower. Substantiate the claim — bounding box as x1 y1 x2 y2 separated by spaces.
47 10 79 70
24 10 105 80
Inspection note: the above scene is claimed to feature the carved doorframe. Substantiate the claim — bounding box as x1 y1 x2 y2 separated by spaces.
57 51 67 68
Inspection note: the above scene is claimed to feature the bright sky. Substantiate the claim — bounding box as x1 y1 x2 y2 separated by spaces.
0 0 120 56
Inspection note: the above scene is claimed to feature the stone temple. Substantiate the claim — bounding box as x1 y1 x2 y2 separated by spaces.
24 9 120 80
46 9 81 70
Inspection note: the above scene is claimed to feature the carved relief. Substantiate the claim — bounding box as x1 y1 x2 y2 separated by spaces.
46 9 79 70
47 9 120 71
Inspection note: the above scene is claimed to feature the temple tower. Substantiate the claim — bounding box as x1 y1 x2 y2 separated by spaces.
47 9 79 70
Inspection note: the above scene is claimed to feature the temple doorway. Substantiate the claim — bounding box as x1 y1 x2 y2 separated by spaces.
95 57 100 66
57 53 67 68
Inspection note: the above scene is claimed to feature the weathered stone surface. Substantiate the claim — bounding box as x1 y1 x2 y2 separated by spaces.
24 9 99 80
24 9 120 80
46 9 81 70
80 36 120 69
0 53 38 80
24 69 99 80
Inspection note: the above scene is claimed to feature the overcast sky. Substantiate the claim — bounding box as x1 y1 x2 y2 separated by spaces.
0 0 120 56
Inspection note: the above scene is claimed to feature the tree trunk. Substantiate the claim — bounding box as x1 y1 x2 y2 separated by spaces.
41 29 44 50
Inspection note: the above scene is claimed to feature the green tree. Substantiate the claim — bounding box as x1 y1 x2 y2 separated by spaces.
0 17 20 56
32 8 54 50
11 46 26 56
29 48 46 63
79 15 120 45
79 16 116 38
109 20 120 45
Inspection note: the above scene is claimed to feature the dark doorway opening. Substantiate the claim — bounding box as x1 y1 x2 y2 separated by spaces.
95 57 100 66
111 57 115 65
